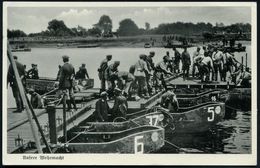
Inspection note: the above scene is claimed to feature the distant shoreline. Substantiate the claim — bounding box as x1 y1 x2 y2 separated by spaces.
9 35 251 49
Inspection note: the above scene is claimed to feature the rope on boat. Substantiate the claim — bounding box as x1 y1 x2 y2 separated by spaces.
66 127 95 144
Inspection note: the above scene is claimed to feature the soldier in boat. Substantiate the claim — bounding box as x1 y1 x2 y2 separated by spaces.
116 71 135 99
160 86 179 113
112 88 128 121
98 55 112 92
237 67 251 87
75 63 89 80
134 54 151 98
105 60 120 99
59 55 77 112
27 64 39 79
7 55 26 113
192 47 201 78
95 91 110 122
28 88 43 108
181 47 191 81
172 47 181 73
154 56 173 91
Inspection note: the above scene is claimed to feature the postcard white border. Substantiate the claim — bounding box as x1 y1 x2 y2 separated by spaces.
2 1 257 166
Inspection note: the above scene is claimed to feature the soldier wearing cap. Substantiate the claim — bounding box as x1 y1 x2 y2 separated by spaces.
59 55 77 111
95 91 110 122
28 88 43 108
98 55 112 92
75 63 89 80
160 86 179 112
7 55 26 113
134 54 151 98
105 60 120 98
154 56 173 91
181 47 191 80
112 88 128 120
27 63 39 79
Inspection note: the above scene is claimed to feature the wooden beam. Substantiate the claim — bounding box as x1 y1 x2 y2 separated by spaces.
7 42 43 153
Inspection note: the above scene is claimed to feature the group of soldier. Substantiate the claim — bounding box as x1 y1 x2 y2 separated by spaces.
8 45 250 119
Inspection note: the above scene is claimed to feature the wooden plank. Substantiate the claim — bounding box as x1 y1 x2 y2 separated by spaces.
7 99 97 153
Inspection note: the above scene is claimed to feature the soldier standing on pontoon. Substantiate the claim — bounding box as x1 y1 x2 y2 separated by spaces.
154 56 173 91
105 60 120 98
181 47 191 81
7 55 26 113
134 54 150 98
58 55 77 112
98 55 112 92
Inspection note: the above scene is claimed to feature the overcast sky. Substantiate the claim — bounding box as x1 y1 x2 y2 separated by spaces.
7 7 251 34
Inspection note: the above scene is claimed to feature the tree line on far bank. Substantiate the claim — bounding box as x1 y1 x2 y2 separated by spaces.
7 14 251 39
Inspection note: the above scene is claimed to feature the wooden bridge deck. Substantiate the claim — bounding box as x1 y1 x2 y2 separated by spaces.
6 75 235 153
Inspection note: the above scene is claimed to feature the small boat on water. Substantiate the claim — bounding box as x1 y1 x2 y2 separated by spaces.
26 77 94 94
80 101 225 134
11 44 31 52
77 44 100 48
56 125 164 153
144 43 152 48
164 43 193 49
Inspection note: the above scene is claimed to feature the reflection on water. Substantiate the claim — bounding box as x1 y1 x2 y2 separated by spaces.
157 109 251 154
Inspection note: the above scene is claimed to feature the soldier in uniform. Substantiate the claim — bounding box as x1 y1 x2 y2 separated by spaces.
192 47 201 78
28 88 43 108
134 54 151 98
181 47 191 81
95 91 110 122
58 55 77 111
160 86 179 113
98 55 112 92
116 71 135 98
7 56 26 113
199 53 214 82
105 60 120 98
75 63 89 80
173 47 181 73
154 56 173 91
112 88 128 120
27 64 39 79
212 48 224 81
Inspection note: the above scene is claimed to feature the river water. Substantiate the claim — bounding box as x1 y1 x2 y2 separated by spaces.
6 44 251 154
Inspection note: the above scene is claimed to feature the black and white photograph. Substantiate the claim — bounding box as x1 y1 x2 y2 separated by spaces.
2 1 257 165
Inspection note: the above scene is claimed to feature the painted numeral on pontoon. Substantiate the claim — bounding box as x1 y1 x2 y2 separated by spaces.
207 107 215 122
146 115 159 126
134 136 144 154
211 96 217 102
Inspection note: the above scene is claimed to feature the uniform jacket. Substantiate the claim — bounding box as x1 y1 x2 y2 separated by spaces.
105 63 118 80
59 62 75 89
98 59 109 79
134 59 149 77
181 51 191 66
7 60 26 87
95 98 110 122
